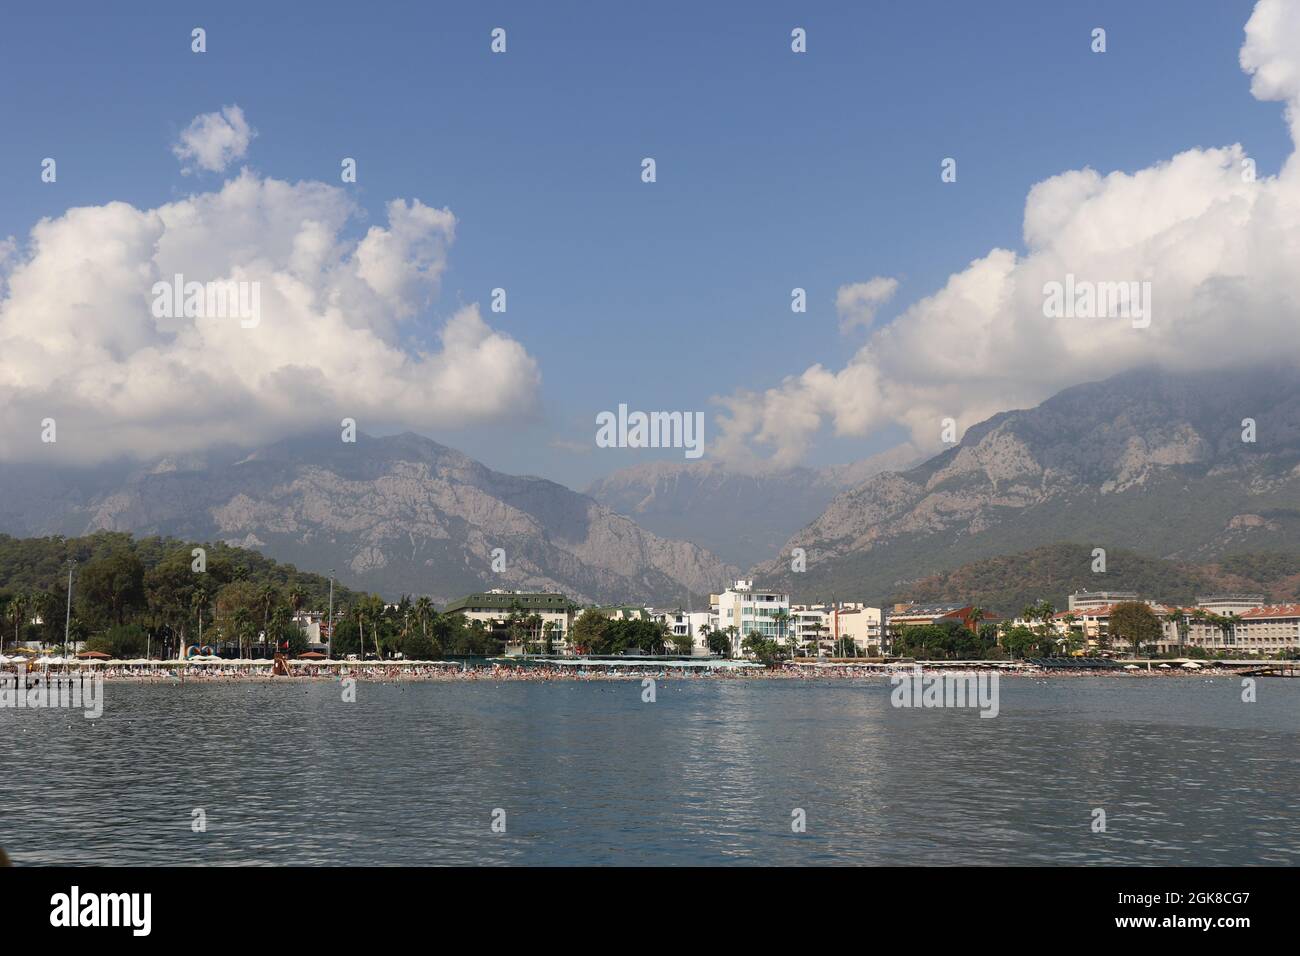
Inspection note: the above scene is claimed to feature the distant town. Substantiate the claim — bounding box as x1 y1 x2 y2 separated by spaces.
3 533 1298 667
414 582 1300 662
35 580 1286 665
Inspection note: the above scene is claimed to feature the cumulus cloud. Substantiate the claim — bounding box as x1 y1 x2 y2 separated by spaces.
713 0 1300 467
0 164 540 464
836 276 898 333
172 105 256 174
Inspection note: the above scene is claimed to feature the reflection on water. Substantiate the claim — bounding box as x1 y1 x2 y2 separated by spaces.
1 677 1297 865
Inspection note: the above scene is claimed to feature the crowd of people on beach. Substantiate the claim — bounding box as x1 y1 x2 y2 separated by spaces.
0 659 1242 684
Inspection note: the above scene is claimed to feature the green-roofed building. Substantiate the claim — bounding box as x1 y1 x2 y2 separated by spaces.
586 605 654 622
442 590 579 655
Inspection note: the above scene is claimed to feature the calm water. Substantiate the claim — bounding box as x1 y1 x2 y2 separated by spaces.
1 676 1297 865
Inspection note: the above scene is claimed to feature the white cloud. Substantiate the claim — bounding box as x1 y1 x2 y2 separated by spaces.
172 105 256 174
713 0 1300 468
836 276 898 333
0 168 540 464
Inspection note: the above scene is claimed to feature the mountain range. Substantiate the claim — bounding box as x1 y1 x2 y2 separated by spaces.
3 365 1298 608
755 365 1300 601
584 445 921 568
888 542 1300 618
0 432 737 605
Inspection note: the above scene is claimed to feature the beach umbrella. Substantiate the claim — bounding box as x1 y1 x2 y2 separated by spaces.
1181 661 1203 669
77 651 111 660
296 651 327 660
1123 664 1140 670
1157 663 1171 669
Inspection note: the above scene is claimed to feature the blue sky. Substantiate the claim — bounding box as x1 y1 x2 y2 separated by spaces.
0 0 1287 488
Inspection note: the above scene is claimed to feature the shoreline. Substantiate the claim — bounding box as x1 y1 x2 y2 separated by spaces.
24 664 1253 683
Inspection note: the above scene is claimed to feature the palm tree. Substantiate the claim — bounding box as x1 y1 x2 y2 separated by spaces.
724 625 740 659
8 592 28 653
811 620 829 659
366 594 386 658
288 590 310 652
413 597 434 640
189 585 210 655
31 590 57 652
542 620 557 654
1167 608 1187 657
269 605 291 655
773 608 791 653
231 606 254 658
505 600 527 653
968 606 985 635
352 603 367 659
521 613 543 653
255 584 277 655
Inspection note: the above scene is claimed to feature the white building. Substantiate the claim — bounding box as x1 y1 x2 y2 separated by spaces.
442 590 579 654
711 580 790 658
790 605 830 650
791 603 884 655
655 608 713 655
1068 590 1139 611
1229 604 1300 654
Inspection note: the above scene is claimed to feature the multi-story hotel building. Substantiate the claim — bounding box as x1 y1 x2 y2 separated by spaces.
441 590 579 653
654 608 713 655
711 580 790 657
789 603 883 655
1067 590 1140 611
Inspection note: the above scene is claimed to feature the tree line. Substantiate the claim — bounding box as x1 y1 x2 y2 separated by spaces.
0 532 499 659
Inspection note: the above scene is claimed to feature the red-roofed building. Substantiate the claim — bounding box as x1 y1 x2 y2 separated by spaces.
1228 604 1300 654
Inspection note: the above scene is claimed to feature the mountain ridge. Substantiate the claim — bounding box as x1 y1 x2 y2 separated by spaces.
585 444 921 567
757 365 1300 602
0 431 738 604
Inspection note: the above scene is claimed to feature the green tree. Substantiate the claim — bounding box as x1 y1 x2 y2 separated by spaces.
1001 624 1039 660
79 551 146 626
6 591 28 652
1167 608 1188 656
144 549 201 650
743 631 782 666
1109 601 1162 658
569 609 609 654
413 597 434 641
215 580 261 656
773 608 791 650
85 623 148 659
